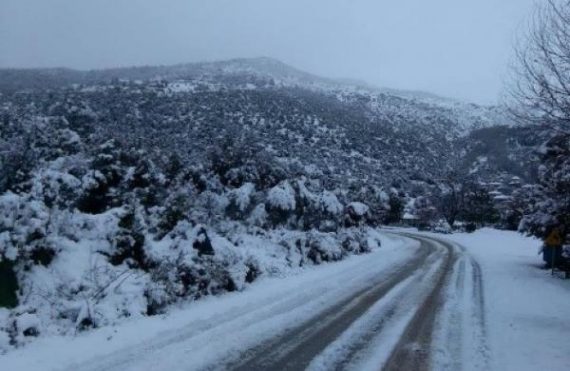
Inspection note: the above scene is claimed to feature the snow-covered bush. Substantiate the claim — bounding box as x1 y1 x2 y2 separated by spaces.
267 181 296 210
306 231 343 264
291 180 344 232
339 227 380 254
208 134 286 189
266 181 297 226
144 224 248 314
320 191 343 215
344 202 371 227
0 192 52 265
28 159 85 209
247 204 269 227
348 185 391 225
107 207 149 269
270 227 380 268
226 182 256 219
432 220 452 234
6 207 148 335
154 189 194 239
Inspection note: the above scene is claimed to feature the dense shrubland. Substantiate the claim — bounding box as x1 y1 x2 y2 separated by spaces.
0 101 388 350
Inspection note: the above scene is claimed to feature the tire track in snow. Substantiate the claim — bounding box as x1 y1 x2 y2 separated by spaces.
226 242 437 371
225 234 456 371
220 234 489 371
432 255 466 371
306 241 449 371
382 236 457 371
468 257 491 370
421 236 491 371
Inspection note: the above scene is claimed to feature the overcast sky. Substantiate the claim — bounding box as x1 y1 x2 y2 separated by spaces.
0 0 538 104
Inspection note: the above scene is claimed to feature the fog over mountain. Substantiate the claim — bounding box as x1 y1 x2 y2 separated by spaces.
0 0 537 103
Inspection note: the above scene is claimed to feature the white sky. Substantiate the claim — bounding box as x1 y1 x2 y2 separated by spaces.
0 0 538 104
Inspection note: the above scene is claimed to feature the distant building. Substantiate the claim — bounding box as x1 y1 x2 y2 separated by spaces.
402 212 419 227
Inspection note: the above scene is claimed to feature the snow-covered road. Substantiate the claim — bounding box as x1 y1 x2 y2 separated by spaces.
3 229 569 370
230 233 489 371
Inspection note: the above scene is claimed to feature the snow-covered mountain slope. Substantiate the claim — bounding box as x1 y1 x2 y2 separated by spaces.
185 57 512 135
0 58 523 190
0 57 508 135
191 57 512 134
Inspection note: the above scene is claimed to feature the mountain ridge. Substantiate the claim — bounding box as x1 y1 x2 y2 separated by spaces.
0 57 510 136
0 56 493 105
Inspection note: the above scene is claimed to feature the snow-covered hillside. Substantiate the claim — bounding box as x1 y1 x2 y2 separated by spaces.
0 58 541 353
0 57 509 134
0 57 531 191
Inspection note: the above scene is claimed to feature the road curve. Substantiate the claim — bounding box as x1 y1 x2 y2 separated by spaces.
224 232 488 371
227 235 438 371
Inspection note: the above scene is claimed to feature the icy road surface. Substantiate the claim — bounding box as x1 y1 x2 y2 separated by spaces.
3 230 569 370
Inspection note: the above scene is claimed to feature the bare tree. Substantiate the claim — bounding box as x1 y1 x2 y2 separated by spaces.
435 170 470 228
509 0 570 133
510 0 570 243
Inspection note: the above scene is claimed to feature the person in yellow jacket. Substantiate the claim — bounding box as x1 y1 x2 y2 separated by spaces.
542 226 563 268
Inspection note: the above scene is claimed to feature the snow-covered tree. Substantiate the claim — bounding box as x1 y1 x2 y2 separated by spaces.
511 0 570 242
385 192 404 225
461 184 499 228
518 138 570 239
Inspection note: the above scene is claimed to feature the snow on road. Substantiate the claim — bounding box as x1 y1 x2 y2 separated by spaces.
2 228 569 371
231 235 450 371
306 236 451 371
